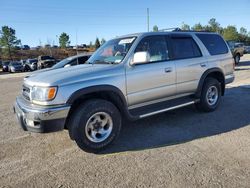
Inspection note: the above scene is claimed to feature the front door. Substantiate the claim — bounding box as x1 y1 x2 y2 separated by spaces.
126 35 176 107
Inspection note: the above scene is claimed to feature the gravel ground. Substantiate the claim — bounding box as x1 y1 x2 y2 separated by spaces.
0 55 250 187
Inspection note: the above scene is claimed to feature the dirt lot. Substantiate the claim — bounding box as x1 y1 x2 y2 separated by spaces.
1 55 250 187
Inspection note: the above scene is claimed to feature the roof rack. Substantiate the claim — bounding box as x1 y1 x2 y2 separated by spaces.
158 28 211 33
158 27 182 32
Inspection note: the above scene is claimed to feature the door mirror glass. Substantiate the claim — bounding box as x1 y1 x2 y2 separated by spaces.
131 51 150 65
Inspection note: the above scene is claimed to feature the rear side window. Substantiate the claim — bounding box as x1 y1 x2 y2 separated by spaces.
196 34 228 55
171 37 202 59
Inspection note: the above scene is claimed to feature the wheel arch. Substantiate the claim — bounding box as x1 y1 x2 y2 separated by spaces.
66 85 137 126
196 68 225 98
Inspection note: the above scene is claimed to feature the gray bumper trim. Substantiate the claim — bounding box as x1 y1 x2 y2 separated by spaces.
14 96 70 121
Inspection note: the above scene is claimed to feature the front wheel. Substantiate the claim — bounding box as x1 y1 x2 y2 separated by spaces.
68 99 122 153
195 77 221 112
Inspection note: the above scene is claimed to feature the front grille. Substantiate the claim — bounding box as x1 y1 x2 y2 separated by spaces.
22 85 31 101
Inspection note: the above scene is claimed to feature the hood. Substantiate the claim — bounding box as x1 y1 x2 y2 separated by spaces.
24 64 117 87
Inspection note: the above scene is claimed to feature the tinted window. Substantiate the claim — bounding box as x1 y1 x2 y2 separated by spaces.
171 37 202 59
78 56 89 64
196 34 228 55
135 35 169 63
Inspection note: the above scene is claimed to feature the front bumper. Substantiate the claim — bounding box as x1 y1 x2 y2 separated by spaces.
225 73 235 84
13 96 71 133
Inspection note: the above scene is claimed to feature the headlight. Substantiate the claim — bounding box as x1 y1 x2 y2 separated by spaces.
31 86 57 102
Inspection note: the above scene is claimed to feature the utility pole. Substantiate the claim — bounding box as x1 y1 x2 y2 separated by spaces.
75 29 78 55
147 8 149 32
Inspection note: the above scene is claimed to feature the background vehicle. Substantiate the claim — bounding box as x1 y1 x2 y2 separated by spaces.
23 59 38 71
244 46 250 54
227 41 244 64
8 62 23 73
37 55 56 69
2 61 10 72
52 53 92 69
14 31 234 153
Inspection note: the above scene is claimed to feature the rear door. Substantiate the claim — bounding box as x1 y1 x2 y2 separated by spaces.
169 34 207 95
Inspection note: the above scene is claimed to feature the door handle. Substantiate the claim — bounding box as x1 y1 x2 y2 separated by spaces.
165 67 172 73
200 63 206 67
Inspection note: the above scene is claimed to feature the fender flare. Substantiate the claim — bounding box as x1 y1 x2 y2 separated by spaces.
195 68 225 98
66 85 138 121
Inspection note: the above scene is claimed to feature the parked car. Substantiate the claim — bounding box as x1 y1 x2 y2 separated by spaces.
244 46 250 54
8 62 23 73
14 31 234 153
2 61 10 72
52 53 92 69
29 54 92 75
227 41 244 64
23 59 38 71
37 55 56 69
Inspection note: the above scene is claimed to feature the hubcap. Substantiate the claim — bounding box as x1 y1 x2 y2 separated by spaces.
85 112 113 143
206 86 218 106
236 55 240 63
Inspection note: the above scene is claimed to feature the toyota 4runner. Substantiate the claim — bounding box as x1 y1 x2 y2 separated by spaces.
14 31 235 153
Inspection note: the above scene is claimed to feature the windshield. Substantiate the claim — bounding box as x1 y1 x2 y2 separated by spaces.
41 56 53 60
11 62 21 66
87 37 136 64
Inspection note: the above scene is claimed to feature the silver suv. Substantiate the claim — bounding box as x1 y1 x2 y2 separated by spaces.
14 31 235 153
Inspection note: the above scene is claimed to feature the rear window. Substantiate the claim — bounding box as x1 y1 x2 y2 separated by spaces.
196 34 228 55
171 37 202 59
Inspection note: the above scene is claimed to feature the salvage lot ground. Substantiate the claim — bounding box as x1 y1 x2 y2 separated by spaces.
1 55 250 187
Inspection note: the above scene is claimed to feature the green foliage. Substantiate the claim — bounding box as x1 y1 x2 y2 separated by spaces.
192 23 203 31
223 25 239 41
59 32 70 48
95 37 100 49
153 25 159 32
181 22 190 30
180 18 250 44
0 26 21 60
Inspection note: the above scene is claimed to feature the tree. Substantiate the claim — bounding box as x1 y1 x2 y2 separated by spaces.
153 25 159 32
240 27 247 36
181 22 190 30
208 18 222 33
192 23 204 31
95 37 100 49
223 26 239 41
101 38 106 45
59 32 70 48
0 26 21 60
238 27 248 42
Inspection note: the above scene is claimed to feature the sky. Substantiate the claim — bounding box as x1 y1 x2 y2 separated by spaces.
1 0 250 47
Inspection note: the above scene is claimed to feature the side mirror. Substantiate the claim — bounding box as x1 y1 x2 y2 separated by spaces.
64 64 71 68
130 51 150 65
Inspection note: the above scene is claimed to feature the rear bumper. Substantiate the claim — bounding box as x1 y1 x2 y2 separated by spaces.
225 73 235 84
13 96 70 133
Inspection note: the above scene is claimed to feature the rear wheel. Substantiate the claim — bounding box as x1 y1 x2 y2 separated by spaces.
68 99 122 153
195 77 221 112
234 54 240 65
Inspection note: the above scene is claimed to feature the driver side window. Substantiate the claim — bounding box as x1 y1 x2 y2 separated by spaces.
135 36 169 63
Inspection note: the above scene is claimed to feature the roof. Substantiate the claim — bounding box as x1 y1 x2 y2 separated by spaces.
115 30 217 39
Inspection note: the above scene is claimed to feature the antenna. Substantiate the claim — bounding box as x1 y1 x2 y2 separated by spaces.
147 8 149 32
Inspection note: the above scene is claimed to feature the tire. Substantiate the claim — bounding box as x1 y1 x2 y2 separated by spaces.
195 77 221 112
68 99 122 153
234 54 240 65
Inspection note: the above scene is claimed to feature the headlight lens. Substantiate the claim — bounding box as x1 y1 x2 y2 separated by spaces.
31 86 57 102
